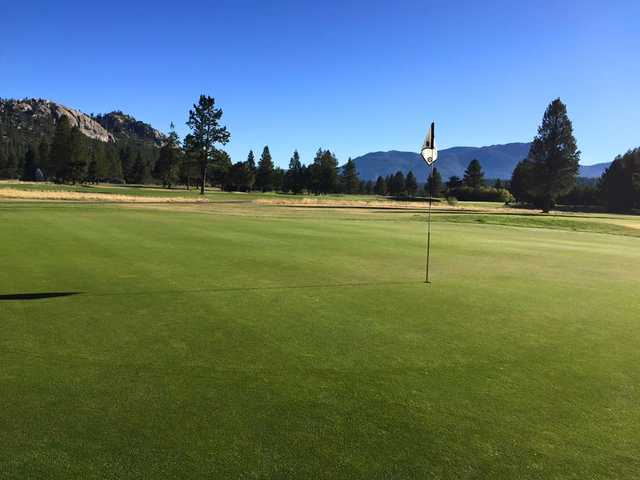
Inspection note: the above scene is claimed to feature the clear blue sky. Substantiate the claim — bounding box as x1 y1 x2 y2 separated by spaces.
2 0 638 167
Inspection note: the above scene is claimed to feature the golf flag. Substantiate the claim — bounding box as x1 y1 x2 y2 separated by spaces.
421 122 438 165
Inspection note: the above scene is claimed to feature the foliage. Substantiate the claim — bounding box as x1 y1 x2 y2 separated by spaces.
340 157 360 194
599 148 640 211
426 167 443 197
526 98 580 212
405 171 418 197
309 149 339 194
256 146 275 192
185 95 230 194
463 159 485 189
153 125 181 188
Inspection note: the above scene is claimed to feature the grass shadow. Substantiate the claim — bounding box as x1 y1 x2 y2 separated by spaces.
0 292 82 301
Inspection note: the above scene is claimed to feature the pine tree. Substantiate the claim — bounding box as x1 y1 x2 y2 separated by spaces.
68 127 88 184
51 115 72 182
37 139 50 179
310 149 338 194
87 157 98 184
285 150 304 194
526 98 580 212
210 149 232 187
131 152 147 184
185 95 231 194
244 150 256 191
154 125 181 188
389 171 406 196
405 171 418 197
426 167 443 197
272 167 285 192
21 146 38 181
463 159 484 189
446 175 462 191
256 146 275 192
340 157 360 194
599 148 640 211
374 176 386 195
365 180 373 195
510 159 534 204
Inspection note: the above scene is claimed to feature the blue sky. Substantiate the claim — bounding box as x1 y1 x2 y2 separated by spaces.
2 0 638 167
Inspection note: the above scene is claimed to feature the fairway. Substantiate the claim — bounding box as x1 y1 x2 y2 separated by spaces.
1 201 639 479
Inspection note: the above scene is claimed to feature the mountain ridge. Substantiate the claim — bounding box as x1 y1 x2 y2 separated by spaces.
352 143 610 180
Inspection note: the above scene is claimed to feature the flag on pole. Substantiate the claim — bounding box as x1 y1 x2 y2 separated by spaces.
421 122 438 166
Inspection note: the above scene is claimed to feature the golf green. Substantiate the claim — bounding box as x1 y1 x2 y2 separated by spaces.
1 202 639 479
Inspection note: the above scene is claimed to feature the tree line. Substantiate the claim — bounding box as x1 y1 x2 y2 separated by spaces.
1 95 638 211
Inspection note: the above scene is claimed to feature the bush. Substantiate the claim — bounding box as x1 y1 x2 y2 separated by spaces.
446 196 458 206
447 186 514 203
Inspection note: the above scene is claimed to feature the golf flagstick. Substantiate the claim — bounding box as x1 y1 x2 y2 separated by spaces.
420 122 438 284
426 163 433 283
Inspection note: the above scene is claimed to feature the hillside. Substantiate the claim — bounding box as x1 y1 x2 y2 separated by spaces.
353 143 610 181
0 98 164 146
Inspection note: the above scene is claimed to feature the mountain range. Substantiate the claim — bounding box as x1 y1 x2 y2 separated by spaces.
353 144 611 181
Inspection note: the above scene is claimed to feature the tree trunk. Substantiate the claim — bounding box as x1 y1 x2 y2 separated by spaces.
200 160 207 195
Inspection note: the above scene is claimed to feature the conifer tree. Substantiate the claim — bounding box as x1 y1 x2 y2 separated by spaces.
256 146 275 192
68 127 88 184
21 146 38 181
526 98 580 212
374 176 386 195
510 159 534 204
389 171 406 196
340 157 360 194
186 95 231 194
37 139 50 179
463 159 484 189
154 124 181 188
131 152 147 184
405 171 418 196
285 150 304 194
51 115 72 182
599 148 640 211
426 167 443 197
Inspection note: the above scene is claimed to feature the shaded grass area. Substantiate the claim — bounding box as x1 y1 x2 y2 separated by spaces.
1 203 639 478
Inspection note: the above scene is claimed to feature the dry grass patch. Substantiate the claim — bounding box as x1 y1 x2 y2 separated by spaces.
0 188 208 203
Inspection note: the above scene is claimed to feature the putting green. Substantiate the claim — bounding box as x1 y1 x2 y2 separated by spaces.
1 201 639 479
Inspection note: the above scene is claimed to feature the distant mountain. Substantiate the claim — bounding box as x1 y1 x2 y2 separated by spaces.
578 162 610 178
353 143 531 181
353 143 611 181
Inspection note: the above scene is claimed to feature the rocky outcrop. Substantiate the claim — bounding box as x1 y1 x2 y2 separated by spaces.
95 111 165 146
0 98 114 142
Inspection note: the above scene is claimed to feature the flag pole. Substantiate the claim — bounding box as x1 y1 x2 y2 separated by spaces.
425 163 433 284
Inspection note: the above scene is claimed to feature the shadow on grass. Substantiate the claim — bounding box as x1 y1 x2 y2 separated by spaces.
0 292 82 301
0 282 424 301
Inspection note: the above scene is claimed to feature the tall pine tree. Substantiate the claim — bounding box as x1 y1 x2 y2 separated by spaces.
463 159 485 189
185 95 231 194
340 158 360 194
256 146 275 192
526 98 580 212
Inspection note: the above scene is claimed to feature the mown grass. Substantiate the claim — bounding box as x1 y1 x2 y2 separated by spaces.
429 213 640 237
1 202 639 479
